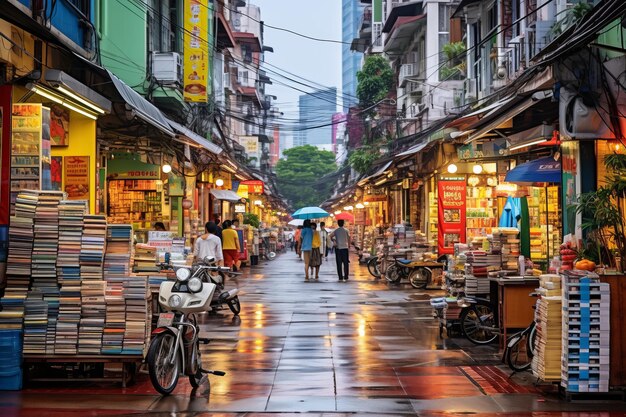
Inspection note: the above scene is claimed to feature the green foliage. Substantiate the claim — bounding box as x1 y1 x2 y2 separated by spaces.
356 55 394 111
570 153 626 269
549 2 592 39
348 146 380 174
439 41 466 81
243 213 260 229
275 145 337 209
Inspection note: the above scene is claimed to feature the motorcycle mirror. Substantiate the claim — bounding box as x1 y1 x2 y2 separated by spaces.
204 256 215 264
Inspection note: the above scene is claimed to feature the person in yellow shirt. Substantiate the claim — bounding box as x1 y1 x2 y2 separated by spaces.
221 220 240 270
309 222 322 280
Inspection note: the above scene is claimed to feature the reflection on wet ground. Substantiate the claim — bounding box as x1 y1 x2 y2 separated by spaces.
1 251 625 416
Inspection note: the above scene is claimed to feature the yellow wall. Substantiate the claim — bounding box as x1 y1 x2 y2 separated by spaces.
50 113 97 213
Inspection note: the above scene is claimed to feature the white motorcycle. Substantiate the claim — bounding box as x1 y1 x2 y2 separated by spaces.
147 259 228 395
201 258 242 315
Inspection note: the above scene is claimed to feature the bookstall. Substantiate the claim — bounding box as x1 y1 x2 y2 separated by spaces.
0 191 151 388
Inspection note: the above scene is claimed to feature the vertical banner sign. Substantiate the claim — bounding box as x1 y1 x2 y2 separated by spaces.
64 156 90 202
437 176 467 255
561 141 579 237
184 0 208 102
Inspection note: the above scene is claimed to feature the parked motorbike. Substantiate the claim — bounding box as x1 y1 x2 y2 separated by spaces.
200 258 242 315
147 259 227 395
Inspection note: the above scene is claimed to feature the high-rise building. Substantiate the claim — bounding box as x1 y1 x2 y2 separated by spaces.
342 0 364 112
297 88 337 147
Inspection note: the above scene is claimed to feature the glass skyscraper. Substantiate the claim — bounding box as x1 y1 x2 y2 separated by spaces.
296 87 338 147
342 0 363 112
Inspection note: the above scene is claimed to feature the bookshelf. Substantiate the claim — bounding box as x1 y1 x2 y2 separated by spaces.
466 184 498 241
11 104 43 215
107 179 162 229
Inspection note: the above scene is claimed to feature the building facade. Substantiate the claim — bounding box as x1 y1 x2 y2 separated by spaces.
296 87 338 147
342 0 364 112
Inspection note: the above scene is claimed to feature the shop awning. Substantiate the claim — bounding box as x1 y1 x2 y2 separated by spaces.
357 160 393 187
504 156 561 184
106 70 175 137
464 92 551 144
210 189 242 202
446 96 514 130
167 119 224 155
396 140 430 157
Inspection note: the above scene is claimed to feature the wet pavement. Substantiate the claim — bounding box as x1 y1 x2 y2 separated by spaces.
1 250 626 416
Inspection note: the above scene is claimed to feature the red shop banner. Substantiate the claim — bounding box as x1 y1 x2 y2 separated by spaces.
437 176 466 255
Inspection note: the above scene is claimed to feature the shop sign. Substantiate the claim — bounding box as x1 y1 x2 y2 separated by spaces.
183 0 210 103
234 203 246 213
107 159 160 179
562 141 579 236
64 156 89 201
437 178 467 255
242 136 259 154
457 139 507 160
363 194 387 202
236 184 249 199
354 210 366 225
241 179 264 194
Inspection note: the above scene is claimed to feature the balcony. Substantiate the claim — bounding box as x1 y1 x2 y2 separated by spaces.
359 6 372 36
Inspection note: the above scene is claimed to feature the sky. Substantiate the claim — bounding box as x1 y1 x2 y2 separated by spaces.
252 0 343 125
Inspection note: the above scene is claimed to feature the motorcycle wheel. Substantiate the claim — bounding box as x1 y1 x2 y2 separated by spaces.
147 332 180 395
385 264 401 283
228 295 241 316
189 340 203 388
367 257 381 278
409 268 430 289
460 304 498 345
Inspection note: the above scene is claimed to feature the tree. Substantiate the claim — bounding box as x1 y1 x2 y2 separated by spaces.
356 55 394 111
276 145 337 209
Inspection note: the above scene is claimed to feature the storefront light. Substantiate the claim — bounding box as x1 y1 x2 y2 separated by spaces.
215 178 224 187
55 86 106 114
472 164 483 174
161 164 172 174
254 200 262 206
447 163 458 174
334 210 341 215
355 203 365 209
364 201 370 206
30 85 98 120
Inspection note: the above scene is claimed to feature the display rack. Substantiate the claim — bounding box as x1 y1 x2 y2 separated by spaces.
10 104 43 215
428 190 438 248
107 179 162 227
465 184 497 241
528 186 561 263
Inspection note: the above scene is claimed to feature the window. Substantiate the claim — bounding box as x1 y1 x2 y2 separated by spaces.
147 0 180 53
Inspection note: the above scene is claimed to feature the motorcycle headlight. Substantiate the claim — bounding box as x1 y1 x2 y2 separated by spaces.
176 268 191 282
168 294 182 308
188 277 203 293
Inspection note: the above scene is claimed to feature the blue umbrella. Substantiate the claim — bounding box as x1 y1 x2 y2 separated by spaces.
291 206 329 219
504 156 561 184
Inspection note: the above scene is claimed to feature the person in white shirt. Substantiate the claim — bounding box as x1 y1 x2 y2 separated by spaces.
194 222 223 265
319 221 329 259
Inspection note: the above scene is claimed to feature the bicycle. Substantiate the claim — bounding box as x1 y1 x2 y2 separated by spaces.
504 318 537 373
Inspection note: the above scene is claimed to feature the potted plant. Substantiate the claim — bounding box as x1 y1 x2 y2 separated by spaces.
571 153 626 271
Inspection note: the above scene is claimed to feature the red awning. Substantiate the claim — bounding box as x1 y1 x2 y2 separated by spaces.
216 11 236 50
233 32 262 52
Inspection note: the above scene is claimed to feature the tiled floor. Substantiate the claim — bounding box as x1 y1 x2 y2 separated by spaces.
1 251 625 416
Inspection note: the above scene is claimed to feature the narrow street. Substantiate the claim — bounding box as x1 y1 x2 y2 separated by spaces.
2 251 626 416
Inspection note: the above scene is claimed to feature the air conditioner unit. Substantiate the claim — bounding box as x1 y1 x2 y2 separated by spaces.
559 87 615 140
152 52 182 84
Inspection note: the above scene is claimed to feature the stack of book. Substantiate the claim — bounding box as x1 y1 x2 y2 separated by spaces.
123 277 149 355
464 251 499 295
80 215 107 280
133 244 159 273
4 191 38 310
79 215 107 354
102 224 133 355
493 228 520 273
22 290 48 355
57 200 87 285
532 274 562 381
54 284 82 354
561 271 610 393
78 280 106 354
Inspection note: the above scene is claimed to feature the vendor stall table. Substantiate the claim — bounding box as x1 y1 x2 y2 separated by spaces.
489 277 539 349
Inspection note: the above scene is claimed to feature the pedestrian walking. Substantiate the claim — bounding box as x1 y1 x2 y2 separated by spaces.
329 219 350 281
214 217 223 240
309 222 322 280
294 225 303 258
193 221 223 265
319 221 329 259
221 220 240 270
300 219 313 280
